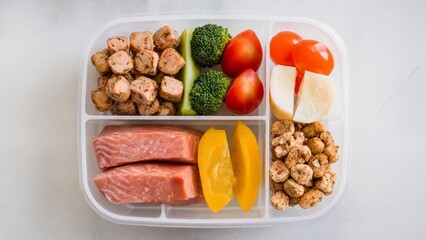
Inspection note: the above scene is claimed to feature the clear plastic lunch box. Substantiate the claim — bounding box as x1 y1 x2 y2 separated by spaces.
78 14 349 228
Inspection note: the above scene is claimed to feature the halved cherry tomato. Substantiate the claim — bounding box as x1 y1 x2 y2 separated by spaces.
293 39 334 76
269 31 302 66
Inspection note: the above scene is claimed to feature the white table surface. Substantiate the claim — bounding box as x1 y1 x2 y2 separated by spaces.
1 0 425 239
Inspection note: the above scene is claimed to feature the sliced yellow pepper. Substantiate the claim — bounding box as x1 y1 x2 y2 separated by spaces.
231 121 261 212
198 127 235 213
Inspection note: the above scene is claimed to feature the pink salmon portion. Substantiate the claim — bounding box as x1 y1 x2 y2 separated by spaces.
94 162 202 204
93 125 202 169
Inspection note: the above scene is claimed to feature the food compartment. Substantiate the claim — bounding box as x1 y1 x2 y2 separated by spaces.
266 21 348 219
81 118 266 221
83 18 270 117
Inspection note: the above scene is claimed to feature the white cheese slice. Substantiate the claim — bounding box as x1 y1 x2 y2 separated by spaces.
292 71 336 123
269 65 297 120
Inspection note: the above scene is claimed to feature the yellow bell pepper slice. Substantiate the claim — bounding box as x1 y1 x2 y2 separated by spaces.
231 121 261 212
198 127 235 213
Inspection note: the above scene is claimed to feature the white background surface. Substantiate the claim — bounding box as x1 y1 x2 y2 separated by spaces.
1 0 425 239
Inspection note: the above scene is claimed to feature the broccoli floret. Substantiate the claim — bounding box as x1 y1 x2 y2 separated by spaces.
189 70 231 115
191 24 232 68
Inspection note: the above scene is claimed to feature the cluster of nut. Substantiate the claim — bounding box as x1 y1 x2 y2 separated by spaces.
90 25 186 115
269 120 339 211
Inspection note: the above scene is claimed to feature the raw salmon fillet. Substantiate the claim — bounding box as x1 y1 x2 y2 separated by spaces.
93 125 202 169
94 162 202 204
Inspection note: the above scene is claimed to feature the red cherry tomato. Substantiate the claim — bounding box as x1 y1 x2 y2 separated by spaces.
225 68 264 115
269 31 302 66
221 30 263 78
293 39 334 76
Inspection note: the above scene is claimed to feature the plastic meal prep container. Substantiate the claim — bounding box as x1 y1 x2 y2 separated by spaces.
78 14 349 228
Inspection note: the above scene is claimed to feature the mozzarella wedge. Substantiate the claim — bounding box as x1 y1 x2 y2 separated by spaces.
269 65 297 120
292 71 336 123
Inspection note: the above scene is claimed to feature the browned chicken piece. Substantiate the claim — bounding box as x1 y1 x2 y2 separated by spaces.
323 144 339 163
159 76 183 103
307 153 330 178
105 75 131 102
137 98 160 116
158 48 185 75
290 164 314 187
271 191 290 211
314 171 336 195
91 87 114 112
97 74 111 88
153 25 180 50
306 137 325 155
299 189 323 209
269 160 290 183
107 36 130 53
108 50 133 74
157 101 177 116
302 121 326 138
270 180 284 192
271 120 295 136
283 179 305 198
284 145 312 169
134 49 159 76
91 51 110 75
130 31 154 54
130 76 158 105
111 99 137 115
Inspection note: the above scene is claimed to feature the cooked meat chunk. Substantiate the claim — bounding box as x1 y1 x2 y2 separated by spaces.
111 99 137 115
108 50 133 74
302 121 325 138
284 145 312 168
153 25 180 50
130 31 154 53
290 164 314 187
107 36 129 53
269 160 290 183
299 189 323 209
158 48 185 75
158 101 176 116
137 98 160 116
91 87 114 112
283 179 305 198
307 153 330 178
270 180 284 192
323 144 339 163
105 75 131 102
314 171 336 195
271 120 295 136
91 51 110 75
130 76 158 105
159 76 183 103
271 191 289 211
97 74 111 88
135 49 159 76
306 137 325 155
